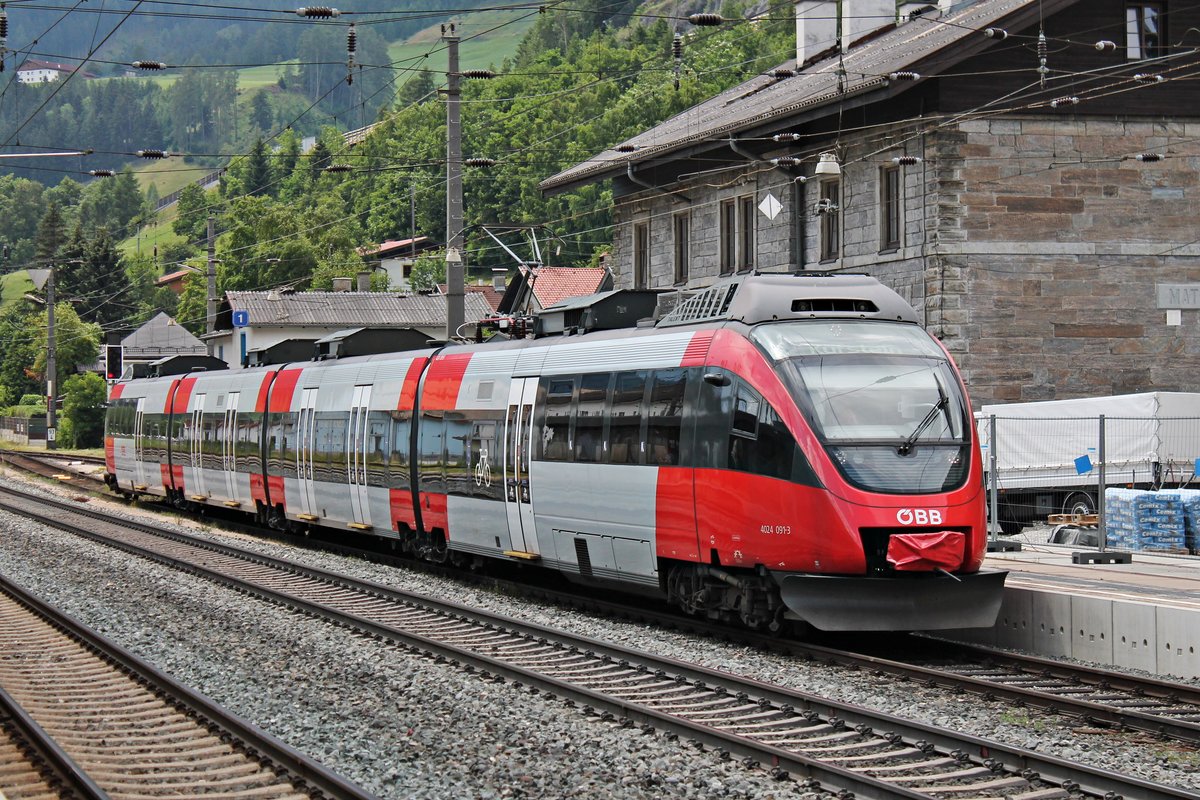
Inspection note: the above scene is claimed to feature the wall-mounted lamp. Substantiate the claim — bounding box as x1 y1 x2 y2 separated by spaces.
814 152 841 176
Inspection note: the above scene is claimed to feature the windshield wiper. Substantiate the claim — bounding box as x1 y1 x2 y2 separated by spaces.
898 394 948 455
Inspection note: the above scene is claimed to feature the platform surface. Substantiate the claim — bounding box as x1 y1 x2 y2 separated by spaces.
941 532 1200 679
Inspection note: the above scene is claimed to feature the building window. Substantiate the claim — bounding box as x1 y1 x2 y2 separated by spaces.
1127 3 1164 60
719 199 736 275
819 180 840 261
633 221 650 289
738 195 755 271
673 212 689 284
880 165 901 251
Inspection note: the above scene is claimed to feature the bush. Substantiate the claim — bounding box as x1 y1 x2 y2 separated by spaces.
61 373 107 448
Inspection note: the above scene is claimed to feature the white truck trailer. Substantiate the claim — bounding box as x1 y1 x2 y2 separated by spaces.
977 392 1200 534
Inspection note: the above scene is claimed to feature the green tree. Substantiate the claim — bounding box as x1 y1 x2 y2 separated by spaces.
32 303 102 394
35 203 68 269
250 89 273 133
172 184 212 244
0 305 42 407
60 371 107 448
244 137 273 197
408 250 447 292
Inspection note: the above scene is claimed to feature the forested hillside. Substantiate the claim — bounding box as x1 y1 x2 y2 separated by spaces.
0 0 793 416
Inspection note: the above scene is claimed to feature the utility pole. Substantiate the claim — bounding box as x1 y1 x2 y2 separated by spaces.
444 24 464 340
45 262 56 450
206 214 217 350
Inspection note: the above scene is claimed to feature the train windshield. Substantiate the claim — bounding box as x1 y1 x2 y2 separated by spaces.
753 321 970 494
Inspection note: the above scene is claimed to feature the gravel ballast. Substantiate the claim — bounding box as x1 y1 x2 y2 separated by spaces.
0 470 1197 796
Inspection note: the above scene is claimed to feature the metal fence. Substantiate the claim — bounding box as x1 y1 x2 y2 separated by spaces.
978 414 1200 554
0 416 47 446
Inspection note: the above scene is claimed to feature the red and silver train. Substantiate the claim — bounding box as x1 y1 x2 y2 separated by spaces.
105 274 1006 632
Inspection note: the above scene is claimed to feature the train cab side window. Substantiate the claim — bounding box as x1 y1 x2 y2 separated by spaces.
542 378 574 462
727 384 806 482
647 369 687 466
575 373 610 463
609 372 646 464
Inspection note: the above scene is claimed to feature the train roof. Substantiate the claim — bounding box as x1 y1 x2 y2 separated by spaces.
657 273 919 327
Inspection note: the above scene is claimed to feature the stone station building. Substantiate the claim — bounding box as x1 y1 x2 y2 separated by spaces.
541 0 1200 406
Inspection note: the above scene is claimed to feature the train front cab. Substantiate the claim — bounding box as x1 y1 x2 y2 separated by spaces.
706 319 1006 632
106 379 174 499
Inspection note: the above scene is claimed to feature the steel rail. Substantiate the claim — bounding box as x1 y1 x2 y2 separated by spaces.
0 680 110 800
0 569 380 800
0 484 1194 800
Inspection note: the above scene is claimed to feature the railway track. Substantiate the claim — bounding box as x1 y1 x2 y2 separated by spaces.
4 452 1200 745
0 449 108 492
0 483 1193 800
0 569 377 800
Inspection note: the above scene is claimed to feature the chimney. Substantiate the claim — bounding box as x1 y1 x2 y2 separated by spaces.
795 1 838 65
356 271 371 291
332 277 352 292
841 0 899 48
492 268 507 292
796 0 910 64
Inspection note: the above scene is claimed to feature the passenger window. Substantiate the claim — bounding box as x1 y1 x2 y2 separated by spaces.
647 369 687 466
542 378 573 462
574 373 609 463
609 371 645 464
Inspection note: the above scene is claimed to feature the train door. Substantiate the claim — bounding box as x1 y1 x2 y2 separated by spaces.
503 377 539 555
133 397 148 489
295 387 319 519
347 385 373 529
188 393 208 498
221 392 240 502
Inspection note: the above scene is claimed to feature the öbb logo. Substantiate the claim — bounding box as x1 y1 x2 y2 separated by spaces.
896 508 942 525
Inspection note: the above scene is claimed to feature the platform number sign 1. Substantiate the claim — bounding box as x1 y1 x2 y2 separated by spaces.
232 310 249 327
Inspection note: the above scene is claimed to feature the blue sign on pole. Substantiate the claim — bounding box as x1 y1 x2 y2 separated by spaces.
1074 454 1093 475
232 310 249 327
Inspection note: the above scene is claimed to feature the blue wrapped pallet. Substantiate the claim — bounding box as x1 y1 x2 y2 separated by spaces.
1103 488 1187 552
1160 489 1200 553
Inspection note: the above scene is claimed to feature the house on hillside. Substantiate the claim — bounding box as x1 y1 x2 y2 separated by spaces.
358 236 440 290
16 59 91 83
541 0 1200 406
120 313 207 368
205 288 494 367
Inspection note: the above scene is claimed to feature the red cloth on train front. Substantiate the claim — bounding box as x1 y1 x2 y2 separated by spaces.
886 531 965 571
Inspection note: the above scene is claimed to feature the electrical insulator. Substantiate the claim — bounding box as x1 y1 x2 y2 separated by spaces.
688 13 723 26
1135 153 1164 162
132 60 166 70
1037 29 1048 87
891 155 921 165
296 6 339 17
323 163 352 173
770 68 795 79
1095 40 1116 51
1134 73 1164 83
614 144 638 153
137 149 167 159
1049 96 1079 108
346 23 356 85
772 133 801 142
464 157 497 167
462 68 495 79
888 71 919 81
89 169 115 177
771 157 800 167
984 27 1008 39
672 34 682 91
